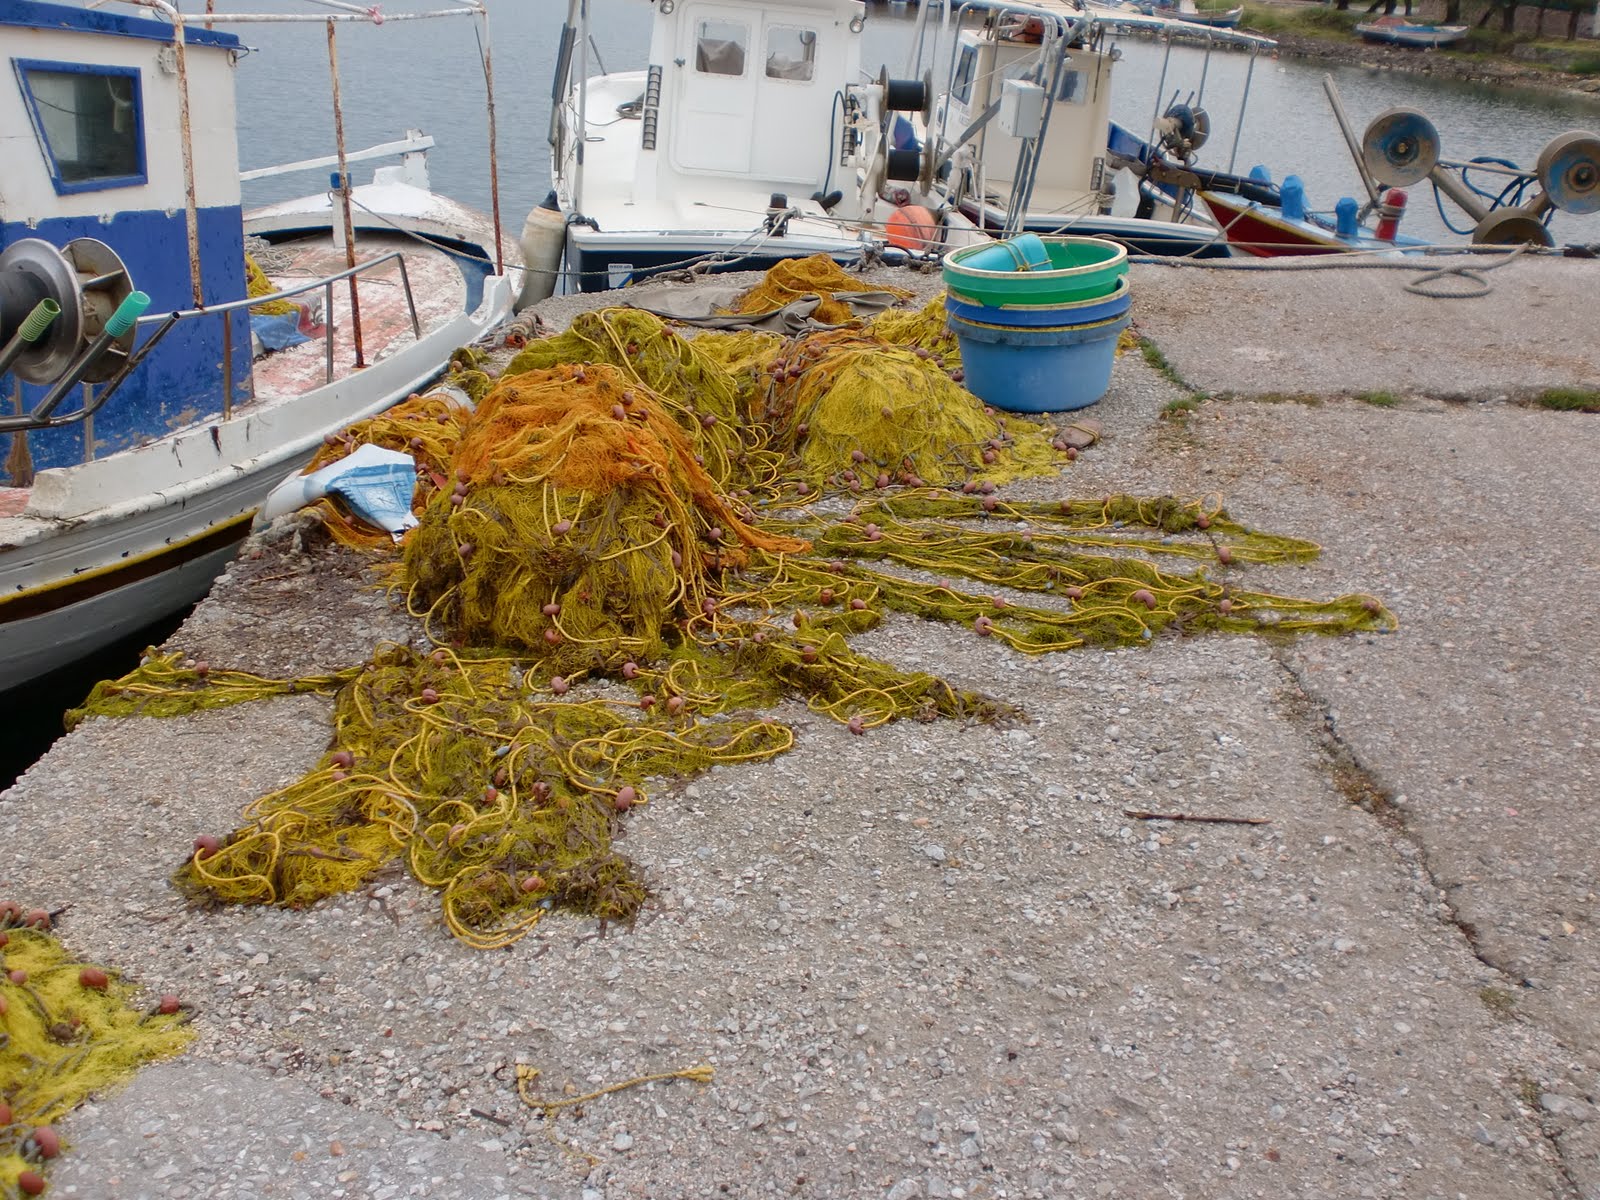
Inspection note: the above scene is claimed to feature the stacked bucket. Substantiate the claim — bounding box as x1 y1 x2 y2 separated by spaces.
943 234 1130 413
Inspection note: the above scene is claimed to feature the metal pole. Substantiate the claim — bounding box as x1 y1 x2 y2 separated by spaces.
574 0 590 217
1149 35 1173 145
1227 47 1256 174
324 279 336 383
221 311 233 419
1195 40 1211 109
1426 165 1491 223
480 8 505 275
1322 74 1381 208
169 13 205 308
327 18 365 368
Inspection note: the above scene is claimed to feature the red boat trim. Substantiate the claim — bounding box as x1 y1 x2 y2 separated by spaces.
1199 192 1348 258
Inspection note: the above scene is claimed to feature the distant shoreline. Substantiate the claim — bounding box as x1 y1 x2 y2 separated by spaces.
1263 27 1600 103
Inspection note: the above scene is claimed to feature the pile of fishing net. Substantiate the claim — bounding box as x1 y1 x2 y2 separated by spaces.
0 905 191 1196
723 253 911 326
66 259 1396 949
402 362 807 667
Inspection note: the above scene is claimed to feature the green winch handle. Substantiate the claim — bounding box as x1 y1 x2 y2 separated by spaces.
19 298 60 343
105 291 151 339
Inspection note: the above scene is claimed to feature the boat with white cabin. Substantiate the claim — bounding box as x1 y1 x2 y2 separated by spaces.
909 0 1277 256
534 0 1280 290
537 0 958 295
0 0 516 692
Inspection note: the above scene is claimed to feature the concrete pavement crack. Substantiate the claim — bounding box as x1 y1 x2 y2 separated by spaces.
1268 645 1587 1200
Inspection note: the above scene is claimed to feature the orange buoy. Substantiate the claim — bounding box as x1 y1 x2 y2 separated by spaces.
886 205 939 253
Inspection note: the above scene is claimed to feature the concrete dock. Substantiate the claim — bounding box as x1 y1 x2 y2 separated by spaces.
3 254 1599 1199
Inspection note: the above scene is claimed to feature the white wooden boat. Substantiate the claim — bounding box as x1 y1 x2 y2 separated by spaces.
0 1 516 692
915 1 1276 256
542 0 958 294
1355 16 1470 47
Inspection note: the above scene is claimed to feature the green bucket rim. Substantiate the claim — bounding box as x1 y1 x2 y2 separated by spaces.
946 274 1131 312
944 235 1128 282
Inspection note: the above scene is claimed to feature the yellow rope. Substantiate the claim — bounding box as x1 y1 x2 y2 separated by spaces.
515 1062 715 1117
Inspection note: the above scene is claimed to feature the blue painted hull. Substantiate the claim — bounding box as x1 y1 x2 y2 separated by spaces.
1 206 250 473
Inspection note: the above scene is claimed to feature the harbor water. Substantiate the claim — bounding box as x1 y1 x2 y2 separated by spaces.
229 0 1600 245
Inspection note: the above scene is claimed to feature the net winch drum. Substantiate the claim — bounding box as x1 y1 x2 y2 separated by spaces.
1536 130 1600 215
0 238 137 385
1361 108 1441 189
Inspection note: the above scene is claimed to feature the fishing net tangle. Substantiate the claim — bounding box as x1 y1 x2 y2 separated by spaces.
0 906 191 1196
71 263 1396 950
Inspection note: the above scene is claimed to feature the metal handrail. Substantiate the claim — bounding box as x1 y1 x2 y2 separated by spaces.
136 248 422 393
0 249 427 438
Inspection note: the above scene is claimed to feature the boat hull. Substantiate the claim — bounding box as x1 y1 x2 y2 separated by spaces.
1356 21 1469 46
0 528 244 692
563 228 877 293
1198 191 1427 256
0 266 513 692
957 199 1227 258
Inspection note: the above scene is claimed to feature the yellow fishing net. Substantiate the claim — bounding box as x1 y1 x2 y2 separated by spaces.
723 253 912 326
0 906 191 1195
245 253 295 317
70 259 1396 949
402 363 807 666
765 328 1054 488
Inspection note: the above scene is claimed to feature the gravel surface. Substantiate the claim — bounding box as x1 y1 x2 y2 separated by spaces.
5 258 1599 1198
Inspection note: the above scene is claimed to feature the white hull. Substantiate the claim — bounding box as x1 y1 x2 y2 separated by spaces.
0 263 513 693
0 542 238 691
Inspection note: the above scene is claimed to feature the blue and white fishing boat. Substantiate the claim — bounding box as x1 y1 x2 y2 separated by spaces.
0 0 516 692
1355 16 1469 48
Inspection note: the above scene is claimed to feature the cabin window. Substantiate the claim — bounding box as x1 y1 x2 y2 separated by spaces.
952 45 977 105
13 59 146 195
695 20 748 76
1055 69 1083 104
765 26 817 82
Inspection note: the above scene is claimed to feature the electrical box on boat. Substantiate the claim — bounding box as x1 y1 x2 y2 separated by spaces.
998 79 1045 140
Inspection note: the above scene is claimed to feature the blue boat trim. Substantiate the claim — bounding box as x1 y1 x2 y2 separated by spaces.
0 0 242 49
12 57 148 196
2 206 250 474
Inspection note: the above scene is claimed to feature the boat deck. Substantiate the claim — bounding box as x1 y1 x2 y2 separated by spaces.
249 231 468 400
1 231 468 545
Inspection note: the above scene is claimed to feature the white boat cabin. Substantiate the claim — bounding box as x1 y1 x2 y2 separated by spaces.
1 1 249 473
554 0 875 249
941 20 1118 224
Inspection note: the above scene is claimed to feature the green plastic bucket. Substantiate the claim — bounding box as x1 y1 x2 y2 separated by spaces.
943 235 1128 307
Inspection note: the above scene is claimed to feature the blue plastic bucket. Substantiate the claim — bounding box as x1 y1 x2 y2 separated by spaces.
947 233 1051 274
943 236 1127 306
949 311 1131 413
944 277 1131 329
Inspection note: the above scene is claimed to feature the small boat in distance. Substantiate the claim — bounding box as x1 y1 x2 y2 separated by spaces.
1355 16 1470 47
1175 6 1245 29
1 0 515 692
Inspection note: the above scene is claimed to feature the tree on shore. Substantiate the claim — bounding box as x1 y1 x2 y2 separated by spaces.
1477 0 1596 36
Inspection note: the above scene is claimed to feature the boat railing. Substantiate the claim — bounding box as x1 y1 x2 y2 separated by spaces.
140 249 423 411
239 131 436 187
0 251 424 443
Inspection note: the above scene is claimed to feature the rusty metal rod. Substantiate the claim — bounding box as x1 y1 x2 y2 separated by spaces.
327 18 365 368
479 7 505 276
170 10 205 308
